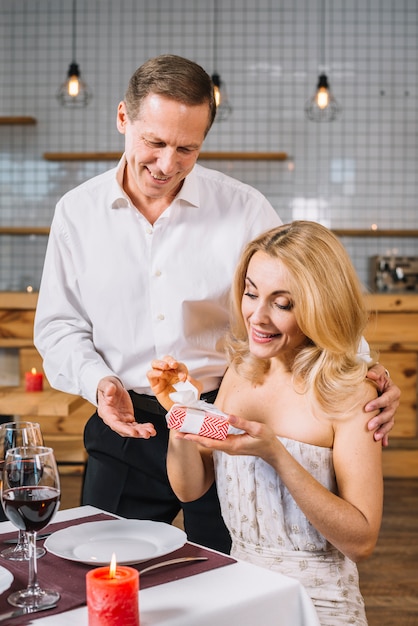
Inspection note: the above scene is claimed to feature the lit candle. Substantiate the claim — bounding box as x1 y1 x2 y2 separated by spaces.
25 368 43 392
86 553 140 626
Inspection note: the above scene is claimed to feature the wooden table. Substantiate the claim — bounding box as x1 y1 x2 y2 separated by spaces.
0 386 92 471
0 386 85 417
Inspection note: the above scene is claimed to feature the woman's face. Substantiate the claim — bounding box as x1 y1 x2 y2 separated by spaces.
241 251 308 362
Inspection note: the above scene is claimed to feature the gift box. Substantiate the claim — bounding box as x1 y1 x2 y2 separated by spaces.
166 381 242 440
167 405 231 440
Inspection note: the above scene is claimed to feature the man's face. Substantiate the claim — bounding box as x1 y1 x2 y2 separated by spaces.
117 93 210 204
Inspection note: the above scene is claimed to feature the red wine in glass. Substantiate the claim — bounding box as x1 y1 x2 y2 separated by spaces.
2 486 60 533
0 422 45 561
1 446 61 609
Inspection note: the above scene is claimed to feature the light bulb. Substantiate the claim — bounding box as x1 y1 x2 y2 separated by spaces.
68 75 80 97
316 87 329 109
211 73 232 121
305 73 341 122
213 84 221 107
57 62 92 108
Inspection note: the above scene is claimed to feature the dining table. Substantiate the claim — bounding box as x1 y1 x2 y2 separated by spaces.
0 505 320 626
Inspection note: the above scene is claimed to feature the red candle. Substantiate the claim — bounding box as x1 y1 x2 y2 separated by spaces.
86 554 140 626
25 368 43 392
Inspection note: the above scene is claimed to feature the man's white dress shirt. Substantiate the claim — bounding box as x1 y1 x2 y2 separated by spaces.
34 159 281 405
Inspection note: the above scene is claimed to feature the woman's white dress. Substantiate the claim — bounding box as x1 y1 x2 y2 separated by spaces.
213 437 368 625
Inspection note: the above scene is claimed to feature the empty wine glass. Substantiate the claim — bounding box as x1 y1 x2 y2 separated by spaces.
0 421 46 561
2 446 61 608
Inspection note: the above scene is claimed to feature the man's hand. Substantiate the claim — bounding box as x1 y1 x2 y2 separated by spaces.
365 364 400 447
97 376 156 439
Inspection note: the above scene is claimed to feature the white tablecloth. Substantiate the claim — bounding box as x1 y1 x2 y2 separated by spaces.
0 506 320 626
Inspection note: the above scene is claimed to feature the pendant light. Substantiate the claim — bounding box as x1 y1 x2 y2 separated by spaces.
211 0 232 121
305 0 340 122
57 0 92 108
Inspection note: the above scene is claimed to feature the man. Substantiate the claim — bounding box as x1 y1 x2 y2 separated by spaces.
34 55 399 554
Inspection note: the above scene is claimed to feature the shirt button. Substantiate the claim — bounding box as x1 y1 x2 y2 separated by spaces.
146 226 153 235
155 269 162 277
157 313 165 320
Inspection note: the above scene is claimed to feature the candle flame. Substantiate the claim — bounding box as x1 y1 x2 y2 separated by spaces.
31 368 37 375
109 552 117 578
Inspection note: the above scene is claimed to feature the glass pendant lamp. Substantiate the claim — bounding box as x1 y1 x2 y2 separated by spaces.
305 0 341 122
56 0 92 108
211 0 232 121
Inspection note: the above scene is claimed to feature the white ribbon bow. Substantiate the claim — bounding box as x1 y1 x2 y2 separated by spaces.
168 380 226 416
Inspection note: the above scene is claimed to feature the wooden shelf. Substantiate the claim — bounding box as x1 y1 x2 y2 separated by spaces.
43 152 121 161
364 293 418 312
0 116 37 125
199 152 288 160
1 226 417 238
0 227 50 236
0 338 34 349
333 229 418 237
0 291 38 308
43 151 288 161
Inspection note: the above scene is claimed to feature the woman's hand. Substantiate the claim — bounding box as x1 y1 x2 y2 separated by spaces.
147 355 202 411
177 413 279 463
147 355 187 393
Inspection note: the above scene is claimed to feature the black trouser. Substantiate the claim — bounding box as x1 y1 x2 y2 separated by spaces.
82 390 231 554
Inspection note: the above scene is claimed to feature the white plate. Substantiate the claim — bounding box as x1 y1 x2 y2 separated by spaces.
0 565 13 595
44 519 186 565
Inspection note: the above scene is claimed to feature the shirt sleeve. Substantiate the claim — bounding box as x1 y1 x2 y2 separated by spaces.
357 336 372 363
34 206 115 406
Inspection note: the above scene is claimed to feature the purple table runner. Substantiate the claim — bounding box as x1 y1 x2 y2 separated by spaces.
0 513 235 624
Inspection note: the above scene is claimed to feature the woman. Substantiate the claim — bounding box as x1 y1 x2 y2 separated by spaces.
147 221 383 625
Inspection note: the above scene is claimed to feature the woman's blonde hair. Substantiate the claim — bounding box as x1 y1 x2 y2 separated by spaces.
226 221 373 413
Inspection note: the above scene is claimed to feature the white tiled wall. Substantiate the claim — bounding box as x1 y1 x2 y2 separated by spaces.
0 0 417 291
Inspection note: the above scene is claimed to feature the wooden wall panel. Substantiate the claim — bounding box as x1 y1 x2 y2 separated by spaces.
376 352 417 438
0 309 35 347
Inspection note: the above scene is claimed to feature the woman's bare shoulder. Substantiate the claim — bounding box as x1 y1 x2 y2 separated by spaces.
334 377 379 426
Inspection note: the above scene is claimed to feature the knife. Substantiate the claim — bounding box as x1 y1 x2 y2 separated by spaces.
0 603 57 623
139 556 208 575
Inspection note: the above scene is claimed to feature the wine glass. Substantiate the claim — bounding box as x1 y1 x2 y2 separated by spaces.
2 445 61 608
0 421 46 561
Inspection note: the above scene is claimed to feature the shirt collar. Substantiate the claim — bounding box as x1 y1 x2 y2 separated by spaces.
175 165 200 208
112 153 200 210
110 154 131 209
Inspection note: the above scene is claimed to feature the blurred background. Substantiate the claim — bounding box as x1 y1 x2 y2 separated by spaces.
1 0 417 294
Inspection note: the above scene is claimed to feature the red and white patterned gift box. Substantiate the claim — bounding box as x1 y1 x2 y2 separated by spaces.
167 405 232 440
